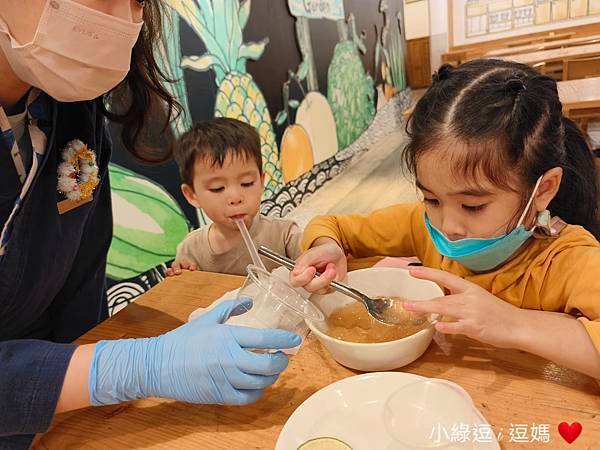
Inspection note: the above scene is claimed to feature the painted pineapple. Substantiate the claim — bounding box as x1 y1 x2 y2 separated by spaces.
327 15 375 149
166 0 282 198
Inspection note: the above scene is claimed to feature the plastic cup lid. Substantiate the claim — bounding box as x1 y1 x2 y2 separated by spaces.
246 264 325 322
384 379 476 448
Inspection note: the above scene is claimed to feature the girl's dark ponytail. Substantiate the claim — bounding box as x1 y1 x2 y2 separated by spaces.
549 117 600 240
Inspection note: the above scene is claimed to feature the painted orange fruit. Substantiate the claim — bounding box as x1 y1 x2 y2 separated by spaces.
280 124 315 183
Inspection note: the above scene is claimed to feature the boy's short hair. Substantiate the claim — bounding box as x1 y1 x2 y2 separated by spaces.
174 117 263 186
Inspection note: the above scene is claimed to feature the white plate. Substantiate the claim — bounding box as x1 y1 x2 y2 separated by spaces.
276 372 500 450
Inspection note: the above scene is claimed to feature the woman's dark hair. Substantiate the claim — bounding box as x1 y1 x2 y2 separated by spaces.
404 58 600 240
100 1 181 163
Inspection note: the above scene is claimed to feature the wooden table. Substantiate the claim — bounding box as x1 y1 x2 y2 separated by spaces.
38 265 600 449
557 77 600 115
497 42 600 66
485 35 600 58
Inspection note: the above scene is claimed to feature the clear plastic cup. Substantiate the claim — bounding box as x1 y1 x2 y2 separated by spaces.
234 264 325 340
383 379 477 449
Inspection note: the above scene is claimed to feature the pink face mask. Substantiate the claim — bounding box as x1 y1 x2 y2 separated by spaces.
0 0 143 102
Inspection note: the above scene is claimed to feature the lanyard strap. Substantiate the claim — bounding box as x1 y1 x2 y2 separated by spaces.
0 103 27 183
0 89 48 257
0 89 46 179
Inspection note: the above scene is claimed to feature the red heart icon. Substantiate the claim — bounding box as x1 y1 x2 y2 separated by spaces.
558 422 582 444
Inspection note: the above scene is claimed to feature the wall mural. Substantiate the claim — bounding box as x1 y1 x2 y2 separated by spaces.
328 14 375 149
107 164 190 281
276 0 342 183
106 0 409 316
375 0 407 108
170 0 283 199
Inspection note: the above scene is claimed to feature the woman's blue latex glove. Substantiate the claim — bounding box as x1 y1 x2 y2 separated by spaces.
89 299 301 406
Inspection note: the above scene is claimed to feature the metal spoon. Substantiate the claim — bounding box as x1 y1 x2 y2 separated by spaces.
257 246 410 326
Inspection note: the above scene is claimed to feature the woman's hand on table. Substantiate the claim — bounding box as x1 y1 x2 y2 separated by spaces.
402 267 528 349
166 259 197 276
89 299 301 406
289 238 348 294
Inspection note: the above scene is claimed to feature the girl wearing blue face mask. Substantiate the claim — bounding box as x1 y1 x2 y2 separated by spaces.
290 59 600 380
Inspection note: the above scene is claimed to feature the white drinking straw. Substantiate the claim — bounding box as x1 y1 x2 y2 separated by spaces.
235 218 267 270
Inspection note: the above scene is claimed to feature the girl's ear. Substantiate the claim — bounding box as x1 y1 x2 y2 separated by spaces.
181 184 201 209
534 167 563 211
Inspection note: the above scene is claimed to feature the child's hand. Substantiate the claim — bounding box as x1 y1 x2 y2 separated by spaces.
166 260 198 277
403 266 527 349
373 256 422 269
289 238 348 295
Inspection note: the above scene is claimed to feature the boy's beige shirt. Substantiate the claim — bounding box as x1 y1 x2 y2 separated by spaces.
176 214 302 276
302 202 600 353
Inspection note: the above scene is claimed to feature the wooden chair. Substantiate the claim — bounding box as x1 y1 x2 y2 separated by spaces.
565 36 600 48
563 56 600 133
532 61 547 74
441 50 468 67
533 60 563 80
542 32 575 43
508 39 535 48
563 56 600 81
569 107 600 133
506 32 574 48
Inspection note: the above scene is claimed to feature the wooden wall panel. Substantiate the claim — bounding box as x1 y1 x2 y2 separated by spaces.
406 37 432 88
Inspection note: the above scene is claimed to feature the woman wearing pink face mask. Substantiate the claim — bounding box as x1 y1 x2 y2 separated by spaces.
0 1 300 447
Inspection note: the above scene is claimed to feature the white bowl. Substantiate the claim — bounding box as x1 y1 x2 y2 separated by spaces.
306 267 444 372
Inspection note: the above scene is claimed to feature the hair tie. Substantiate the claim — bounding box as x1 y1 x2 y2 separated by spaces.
506 78 526 94
432 64 453 83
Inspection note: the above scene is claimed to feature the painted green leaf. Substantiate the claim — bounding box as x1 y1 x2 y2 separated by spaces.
228 0 243 67
297 60 309 81
239 0 251 29
156 5 192 138
181 54 221 72
165 0 227 73
107 164 190 280
195 0 214 33
238 39 268 61
375 40 381 79
288 99 300 109
213 1 234 66
275 110 288 125
166 0 203 28
388 14 407 91
235 57 247 73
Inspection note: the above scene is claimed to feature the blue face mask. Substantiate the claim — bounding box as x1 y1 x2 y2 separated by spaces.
424 177 545 272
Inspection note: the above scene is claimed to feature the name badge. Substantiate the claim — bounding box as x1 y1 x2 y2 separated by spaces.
57 195 93 215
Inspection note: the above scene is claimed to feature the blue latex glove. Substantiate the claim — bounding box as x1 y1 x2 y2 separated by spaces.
89 299 301 406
